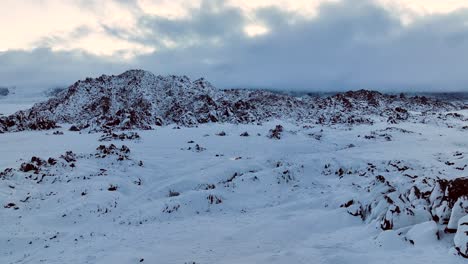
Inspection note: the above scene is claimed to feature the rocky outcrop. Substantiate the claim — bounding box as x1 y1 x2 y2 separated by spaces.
0 111 57 133
332 156 468 238
431 178 468 228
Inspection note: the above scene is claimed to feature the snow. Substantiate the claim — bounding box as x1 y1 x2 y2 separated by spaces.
1 117 468 263
1 70 467 262
406 221 439 245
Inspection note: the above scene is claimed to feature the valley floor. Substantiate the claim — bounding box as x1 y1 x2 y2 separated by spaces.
1 118 467 263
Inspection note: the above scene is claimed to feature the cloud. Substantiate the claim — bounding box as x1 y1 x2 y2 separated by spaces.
133 0 468 91
2 0 468 92
0 48 130 88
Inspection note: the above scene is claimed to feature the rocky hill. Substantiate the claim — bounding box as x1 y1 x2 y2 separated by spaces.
0 70 461 133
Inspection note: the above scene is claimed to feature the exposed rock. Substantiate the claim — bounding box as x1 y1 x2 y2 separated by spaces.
168 190 180 197
431 178 468 225
95 144 130 160
69 126 80 132
0 111 57 133
99 132 140 141
216 131 226 136
20 163 38 173
240 132 249 137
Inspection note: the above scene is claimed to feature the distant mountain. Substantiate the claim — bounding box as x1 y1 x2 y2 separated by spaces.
0 69 462 133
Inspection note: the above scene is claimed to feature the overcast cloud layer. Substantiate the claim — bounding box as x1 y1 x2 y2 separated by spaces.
1 0 468 92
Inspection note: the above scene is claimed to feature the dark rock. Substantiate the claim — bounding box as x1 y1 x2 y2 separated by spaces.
99 132 140 141
69 126 80 132
168 190 180 197
20 163 38 173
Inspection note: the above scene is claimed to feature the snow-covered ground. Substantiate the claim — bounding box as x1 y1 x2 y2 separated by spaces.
1 116 467 263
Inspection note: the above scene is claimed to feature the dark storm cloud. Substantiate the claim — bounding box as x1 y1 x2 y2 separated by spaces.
2 0 468 91
137 0 246 45
134 0 468 91
0 48 129 88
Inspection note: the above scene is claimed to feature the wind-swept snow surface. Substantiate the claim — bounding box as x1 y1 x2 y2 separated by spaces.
1 118 468 263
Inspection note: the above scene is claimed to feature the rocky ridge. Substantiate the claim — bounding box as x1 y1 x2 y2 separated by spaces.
0 69 462 133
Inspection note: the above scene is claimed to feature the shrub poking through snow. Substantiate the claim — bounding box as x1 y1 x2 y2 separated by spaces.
95 144 131 160
187 144 206 152
207 195 222 204
61 151 77 163
162 204 180 213
268 125 284 139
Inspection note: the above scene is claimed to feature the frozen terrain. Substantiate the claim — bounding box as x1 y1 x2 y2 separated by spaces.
1 71 468 263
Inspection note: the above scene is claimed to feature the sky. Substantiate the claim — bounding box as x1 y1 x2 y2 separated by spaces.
1 0 468 91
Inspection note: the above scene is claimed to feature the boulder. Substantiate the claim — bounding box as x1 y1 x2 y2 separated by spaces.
447 197 468 232
454 215 468 258
406 221 439 246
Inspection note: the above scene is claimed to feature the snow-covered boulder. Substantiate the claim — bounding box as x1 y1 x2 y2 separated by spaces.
454 215 468 258
431 178 468 225
406 221 439 246
447 197 468 232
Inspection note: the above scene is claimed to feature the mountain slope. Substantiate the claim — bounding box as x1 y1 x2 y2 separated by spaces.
0 70 461 133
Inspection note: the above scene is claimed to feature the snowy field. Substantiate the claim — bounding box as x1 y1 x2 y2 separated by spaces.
1 114 467 263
